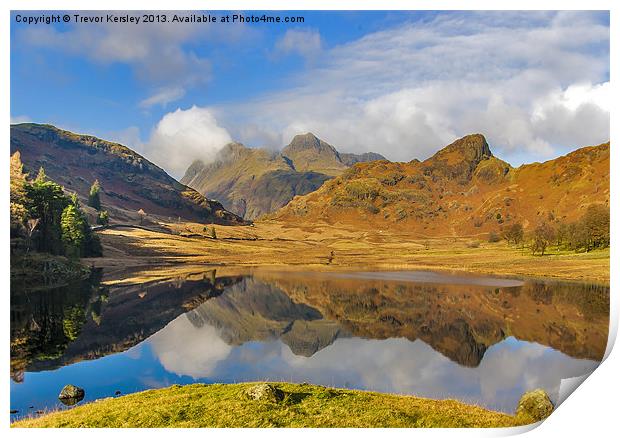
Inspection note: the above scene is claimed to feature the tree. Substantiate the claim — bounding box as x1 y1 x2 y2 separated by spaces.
502 223 524 246
25 175 71 254
531 221 556 256
582 204 610 250
61 204 86 258
10 152 29 236
556 222 569 249
35 166 47 182
97 210 109 226
88 180 102 211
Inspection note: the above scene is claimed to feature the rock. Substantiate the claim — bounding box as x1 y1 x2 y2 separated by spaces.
59 384 85 399
58 384 85 406
10 410 18 414
245 383 284 403
115 390 122 396
515 389 554 422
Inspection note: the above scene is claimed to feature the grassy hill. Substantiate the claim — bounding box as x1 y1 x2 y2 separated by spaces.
10 124 244 225
273 134 609 237
12 382 527 428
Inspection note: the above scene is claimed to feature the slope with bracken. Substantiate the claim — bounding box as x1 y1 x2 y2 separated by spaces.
10 124 244 225
273 134 610 237
181 133 386 220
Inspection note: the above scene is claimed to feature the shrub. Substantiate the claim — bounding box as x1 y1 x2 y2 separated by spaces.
488 231 501 243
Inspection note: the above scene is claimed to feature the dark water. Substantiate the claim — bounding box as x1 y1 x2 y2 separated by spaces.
10 269 609 420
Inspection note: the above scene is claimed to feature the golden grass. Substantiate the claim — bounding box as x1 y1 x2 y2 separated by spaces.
90 219 609 285
12 382 528 428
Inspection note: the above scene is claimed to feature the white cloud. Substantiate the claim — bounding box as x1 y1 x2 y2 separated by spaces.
139 87 186 109
529 82 610 149
274 29 322 59
143 106 232 178
10 115 32 124
216 11 609 164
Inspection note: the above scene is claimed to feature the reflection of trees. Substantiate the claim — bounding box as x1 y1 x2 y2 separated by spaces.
10 269 107 381
18 271 243 374
62 306 86 341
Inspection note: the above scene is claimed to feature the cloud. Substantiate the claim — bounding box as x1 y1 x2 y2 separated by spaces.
216 11 609 164
18 17 210 87
139 87 186 109
143 106 232 178
16 11 258 104
10 115 32 124
530 82 610 148
274 29 322 59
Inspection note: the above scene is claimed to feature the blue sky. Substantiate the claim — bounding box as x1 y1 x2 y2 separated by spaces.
11 11 610 177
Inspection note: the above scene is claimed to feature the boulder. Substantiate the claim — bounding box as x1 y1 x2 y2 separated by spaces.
58 384 85 405
245 383 284 403
515 389 554 422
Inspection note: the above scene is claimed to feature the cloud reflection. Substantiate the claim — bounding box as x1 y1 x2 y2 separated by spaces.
147 314 598 412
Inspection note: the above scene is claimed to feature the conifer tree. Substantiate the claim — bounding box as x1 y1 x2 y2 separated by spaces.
88 180 102 211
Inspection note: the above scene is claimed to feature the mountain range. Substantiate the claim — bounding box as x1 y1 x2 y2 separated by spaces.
274 134 610 236
181 133 386 220
10 124 609 238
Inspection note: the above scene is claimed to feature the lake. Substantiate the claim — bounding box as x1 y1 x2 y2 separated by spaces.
10 269 609 420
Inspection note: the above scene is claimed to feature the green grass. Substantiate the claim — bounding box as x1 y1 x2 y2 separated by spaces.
13 382 529 428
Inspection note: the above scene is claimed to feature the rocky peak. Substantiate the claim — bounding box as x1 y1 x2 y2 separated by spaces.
283 133 339 157
216 142 251 162
431 134 493 164
424 134 494 181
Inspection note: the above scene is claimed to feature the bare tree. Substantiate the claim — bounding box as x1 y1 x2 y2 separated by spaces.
531 221 556 256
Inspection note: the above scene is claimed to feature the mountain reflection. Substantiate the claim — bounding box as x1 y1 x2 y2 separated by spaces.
10 268 609 414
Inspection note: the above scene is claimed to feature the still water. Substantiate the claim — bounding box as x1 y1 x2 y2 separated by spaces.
10 269 609 420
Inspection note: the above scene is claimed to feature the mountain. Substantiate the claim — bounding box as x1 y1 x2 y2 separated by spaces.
281 133 349 176
181 133 386 220
10 124 244 225
273 134 610 236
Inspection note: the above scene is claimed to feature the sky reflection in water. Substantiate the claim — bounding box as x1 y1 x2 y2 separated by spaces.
10 271 607 418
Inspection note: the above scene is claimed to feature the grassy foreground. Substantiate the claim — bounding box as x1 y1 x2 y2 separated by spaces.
13 382 528 428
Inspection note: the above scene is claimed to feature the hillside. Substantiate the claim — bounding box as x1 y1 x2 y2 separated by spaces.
181 133 386 220
274 134 610 237
10 124 244 225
